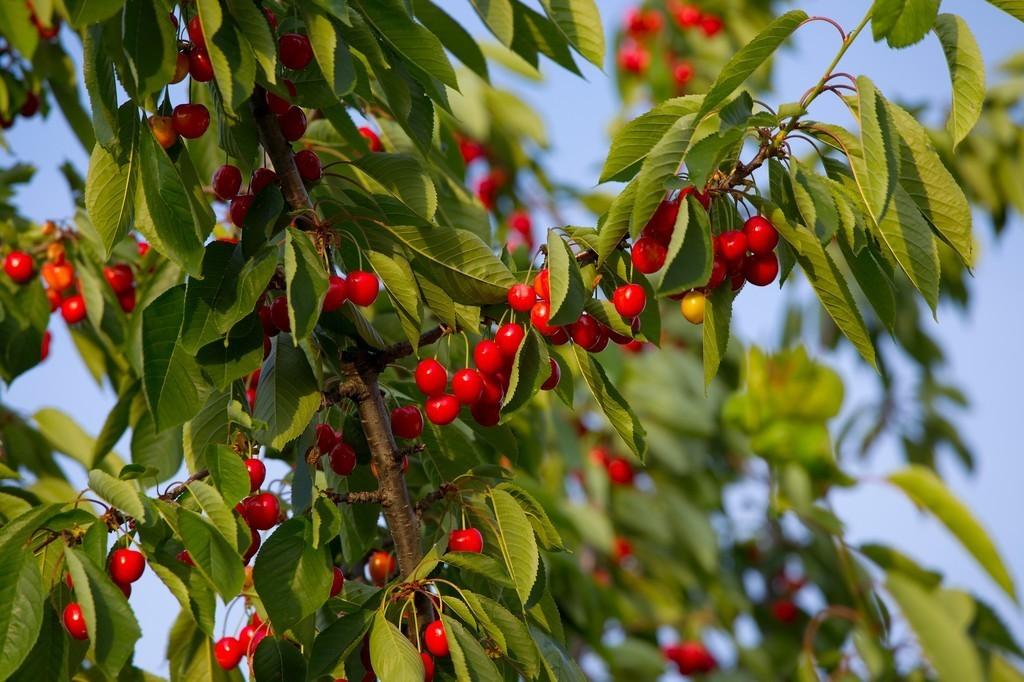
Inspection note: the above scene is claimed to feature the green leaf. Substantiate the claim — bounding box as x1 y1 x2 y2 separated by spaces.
496 482 564 551
414 0 489 82
599 97 703 183
369 611 424 682
91 381 138 467
659 196 713 296
365 250 423 351
185 480 239 549
354 153 438 222
532 626 586 681
195 314 265 389
85 107 139 258
206 445 251 509
226 0 277 81
629 114 697 236
934 13 985 147
859 543 942 588
143 285 211 432
252 636 308 681
156 501 244 602
87 469 145 520
546 232 587 326
570 345 647 459
359 0 458 89
63 0 125 27
503 329 549 414
0 3 38 57
885 571 984 680
595 181 636 265
197 0 256 113
253 335 321 450
871 0 940 48
701 284 733 387
876 184 941 312
83 24 119 149
307 608 375 680
698 10 808 119
539 0 604 67
0 548 43 680
33 407 103 470
888 465 1017 601
445 615 504 681
685 126 745 188
304 7 355 97
442 552 514 587
473 594 540 676
490 487 540 607
182 389 232 471
984 1 1024 22
253 518 332 633
853 76 900 227
284 228 329 342
765 201 877 368
469 0 515 46
122 0 177 100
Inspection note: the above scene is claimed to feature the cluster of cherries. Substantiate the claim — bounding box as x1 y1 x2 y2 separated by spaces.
314 423 359 477
61 547 148 640
618 2 724 87
767 570 805 625
213 611 273 670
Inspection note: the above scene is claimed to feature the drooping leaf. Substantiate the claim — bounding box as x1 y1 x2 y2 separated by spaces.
369 611 424 682
253 335 321 450
284 228 329 342
871 0 940 48
155 501 244 602
359 0 459 89
570 345 647 459
0 548 43 680
489 488 540 607
934 13 985 147
205 445 251 509
469 0 515 46
546 232 587 326
503 329 549 414
85 105 138 258
252 636 308 681
659 196 713 296
853 76 900 227
629 114 697 236
253 518 333 633
539 0 604 67
87 469 146 520
701 284 733 387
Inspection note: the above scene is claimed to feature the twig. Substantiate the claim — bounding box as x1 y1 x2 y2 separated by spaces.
158 469 209 501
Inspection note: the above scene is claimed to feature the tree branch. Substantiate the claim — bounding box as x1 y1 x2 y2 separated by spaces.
159 469 209 501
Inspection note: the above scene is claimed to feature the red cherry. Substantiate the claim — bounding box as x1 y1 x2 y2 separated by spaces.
187 15 205 48
269 296 290 333
391 405 424 439
330 566 345 597
171 103 210 139
612 284 646 318
118 289 137 313
507 283 536 312
606 457 634 485
613 536 633 560
266 89 290 115
570 315 600 350
508 210 531 235
46 287 61 312
346 271 379 306
19 91 40 117
41 262 75 292
451 368 484 405
423 620 449 658
279 33 313 70
294 149 322 182
177 550 195 566
61 295 87 325
771 598 799 624
617 41 649 73
532 269 550 300
474 339 506 374
367 550 396 585
448 528 484 553
415 359 448 397
673 60 695 87
212 165 242 201
541 358 560 391
214 636 243 670
262 7 278 31
707 256 727 289
250 167 278 195
494 324 525 360
277 106 307 142
701 14 724 37
631 237 667 274
109 548 146 584
530 301 557 336
744 252 779 286
642 198 680 244
316 423 340 453
230 194 254 227
425 395 460 426
476 174 500 210
674 4 701 27
4 251 35 283
323 275 348 312
245 458 266 492
665 640 716 675
188 47 215 82
359 127 382 152
40 330 51 361
717 230 748 262
743 216 779 254
103 264 134 295
238 624 260 655
470 400 501 426
63 603 88 640
329 442 357 476
244 493 280 530
478 372 505 405
421 652 435 682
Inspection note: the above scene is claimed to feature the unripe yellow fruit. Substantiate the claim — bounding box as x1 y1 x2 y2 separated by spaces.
680 290 705 324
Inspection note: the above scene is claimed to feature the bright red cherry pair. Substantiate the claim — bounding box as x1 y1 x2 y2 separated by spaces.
448 528 483 553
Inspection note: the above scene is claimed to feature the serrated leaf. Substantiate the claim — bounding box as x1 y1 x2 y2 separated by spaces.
87 469 146 520
157 501 244 602
359 0 458 89
502 329 549 414
415 0 489 82
284 228 329 342
206 445 251 509
369 612 423 682
122 0 177 100
490 488 540 607
252 636 307 681
854 76 900 227
571 345 647 459
445 615 504 681
872 0 940 48
85 107 138 258
934 13 985 147
0 549 43 680
685 126 745 188
539 0 604 67
659 196 712 296
595 180 636 265
442 552 514 587
185 480 238 549
226 0 277 81
366 250 422 350
253 518 332 633
876 184 941 312
701 284 733 387
547 232 587 325
497 482 563 551
470 0 514 45
629 114 697 236
888 465 1017 601
197 0 256 113
254 335 321 450
355 153 438 222
182 389 233 472
307 608 375 680
64 0 124 28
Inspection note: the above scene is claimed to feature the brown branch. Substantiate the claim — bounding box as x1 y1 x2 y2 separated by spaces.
325 490 385 505
415 482 457 517
158 469 209 501
249 88 425 579
341 324 453 371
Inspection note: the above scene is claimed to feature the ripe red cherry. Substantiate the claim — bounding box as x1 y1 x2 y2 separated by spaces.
346 271 379 306
479 374 504 405
188 47 215 82
470 400 501 426
701 14 724 37
40 330 51 361
771 598 799 624
294 149 322 182
323 275 348 312
266 89 290 115
744 251 779 286
474 339 506 374
391 405 424 439
46 288 61 312
187 15 205 48
269 296 290 332
61 295 87 324
109 548 146 584
451 368 484 405
20 91 40 117
245 492 280 530
717 230 748 262
245 458 266 492
4 251 34 283
530 301 557 336
508 210 531 235
42 262 75 292
425 395 460 426
642 198 680 244
675 4 701 27
673 60 695 87
665 641 716 675
423 620 449 657
743 216 779 254
358 126 382 152
238 624 260 654
277 106 307 142
476 173 500 210
250 167 278 195
541 358 560 391
316 423 340 453
494 324 525 360
570 315 600 349
448 528 484 553
63 603 88 640
262 7 278 31
367 550 396 585
421 652 435 682
606 456 634 485
212 164 242 201
631 237 667 274
612 284 646 318
330 566 345 597
707 256 728 289
171 104 210 139
103 264 134 295
415 359 447 396
171 50 189 84
229 194 254 227
618 41 649 73
149 115 178 149
507 283 535 312
279 33 313 70
214 636 243 670
329 442 357 476
533 269 550 300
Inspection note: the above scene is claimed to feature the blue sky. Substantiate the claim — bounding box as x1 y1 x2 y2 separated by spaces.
2 0 1021 674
